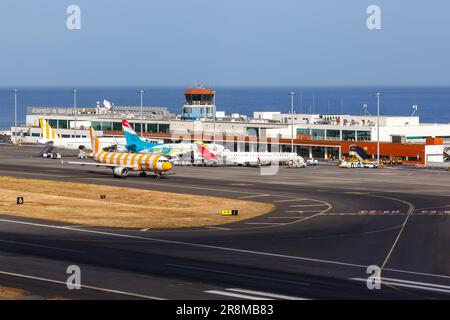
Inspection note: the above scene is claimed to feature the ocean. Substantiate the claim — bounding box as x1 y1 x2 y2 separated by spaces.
1 86 450 129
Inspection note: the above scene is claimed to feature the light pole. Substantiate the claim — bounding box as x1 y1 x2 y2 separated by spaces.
12 89 18 143
140 89 144 137
374 92 382 165
212 92 216 144
73 89 78 138
288 91 295 153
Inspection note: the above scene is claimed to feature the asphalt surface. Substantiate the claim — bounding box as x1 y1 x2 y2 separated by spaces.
0 143 449 300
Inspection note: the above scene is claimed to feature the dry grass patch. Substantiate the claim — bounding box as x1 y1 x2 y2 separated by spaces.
0 286 29 300
0 176 274 228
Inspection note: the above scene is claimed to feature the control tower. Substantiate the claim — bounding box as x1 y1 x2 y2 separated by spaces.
182 87 216 120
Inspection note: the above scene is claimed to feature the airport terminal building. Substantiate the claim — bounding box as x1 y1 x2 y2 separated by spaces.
13 87 450 166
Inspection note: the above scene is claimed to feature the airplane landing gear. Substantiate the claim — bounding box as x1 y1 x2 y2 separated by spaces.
140 171 147 177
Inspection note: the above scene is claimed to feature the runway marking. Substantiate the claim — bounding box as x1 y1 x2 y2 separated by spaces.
274 198 307 203
0 269 165 300
290 204 328 207
0 217 369 269
268 217 304 219
227 288 307 300
350 277 450 295
372 195 415 277
285 210 321 213
238 194 271 199
0 239 84 254
244 222 285 225
321 212 407 216
206 226 231 231
2 217 449 282
140 228 151 232
345 192 370 195
167 264 311 286
414 205 450 211
61 225 85 228
205 290 273 300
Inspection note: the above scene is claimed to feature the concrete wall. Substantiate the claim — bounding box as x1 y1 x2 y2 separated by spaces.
425 145 444 164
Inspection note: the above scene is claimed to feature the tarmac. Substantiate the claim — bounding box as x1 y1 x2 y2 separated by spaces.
0 143 449 299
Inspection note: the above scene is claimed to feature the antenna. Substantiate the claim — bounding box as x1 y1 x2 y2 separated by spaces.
362 104 371 116
411 105 418 117
103 99 112 110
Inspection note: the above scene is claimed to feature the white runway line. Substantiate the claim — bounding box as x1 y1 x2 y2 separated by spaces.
244 222 285 225
290 204 328 207
1 217 450 281
381 277 450 290
0 270 165 300
206 226 231 230
350 277 450 295
285 210 321 213
227 288 308 300
238 194 271 199
205 290 273 300
268 217 304 219
274 198 307 203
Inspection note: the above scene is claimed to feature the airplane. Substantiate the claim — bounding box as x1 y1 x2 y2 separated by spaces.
37 119 126 158
122 119 304 167
221 151 306 167
38 119 126 154
62 128 173 178
122 119 222 164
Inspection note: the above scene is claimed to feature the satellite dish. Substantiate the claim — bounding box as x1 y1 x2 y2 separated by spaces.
103 100 112 110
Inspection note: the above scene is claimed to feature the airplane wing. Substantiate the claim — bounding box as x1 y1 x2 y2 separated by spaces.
61 160 134 169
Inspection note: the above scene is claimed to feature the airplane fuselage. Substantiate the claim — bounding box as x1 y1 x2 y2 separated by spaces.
92 150 172 174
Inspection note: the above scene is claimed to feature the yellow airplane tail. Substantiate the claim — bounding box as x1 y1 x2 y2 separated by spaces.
39 119 59 140
89 127 100 153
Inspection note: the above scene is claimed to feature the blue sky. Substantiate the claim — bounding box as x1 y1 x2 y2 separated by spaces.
1 0 449 86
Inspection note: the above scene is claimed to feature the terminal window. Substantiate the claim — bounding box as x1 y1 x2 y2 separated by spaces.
342 130 356 141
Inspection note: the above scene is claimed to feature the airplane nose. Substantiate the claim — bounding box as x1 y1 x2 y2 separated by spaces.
162 162 172 171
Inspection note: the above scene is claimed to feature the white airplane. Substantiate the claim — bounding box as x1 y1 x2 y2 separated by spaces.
221 151 306 167
122 119 224 164
38 119 126 153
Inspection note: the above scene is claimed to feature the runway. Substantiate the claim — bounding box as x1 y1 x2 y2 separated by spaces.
0 144 449 299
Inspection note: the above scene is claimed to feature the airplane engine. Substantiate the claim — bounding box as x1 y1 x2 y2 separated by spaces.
113 167 129 178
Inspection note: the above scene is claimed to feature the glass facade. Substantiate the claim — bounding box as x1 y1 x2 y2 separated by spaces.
326 129 340 140
311 129 325 140
357 131 371 141
297 128 310 135
40 119 170 134
342 130 356 141
91 121 102 130
159 124 170 133
48 119 58 128
101 122 112 131
112 122 122 132
147 123 158 133
58 119 68 129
